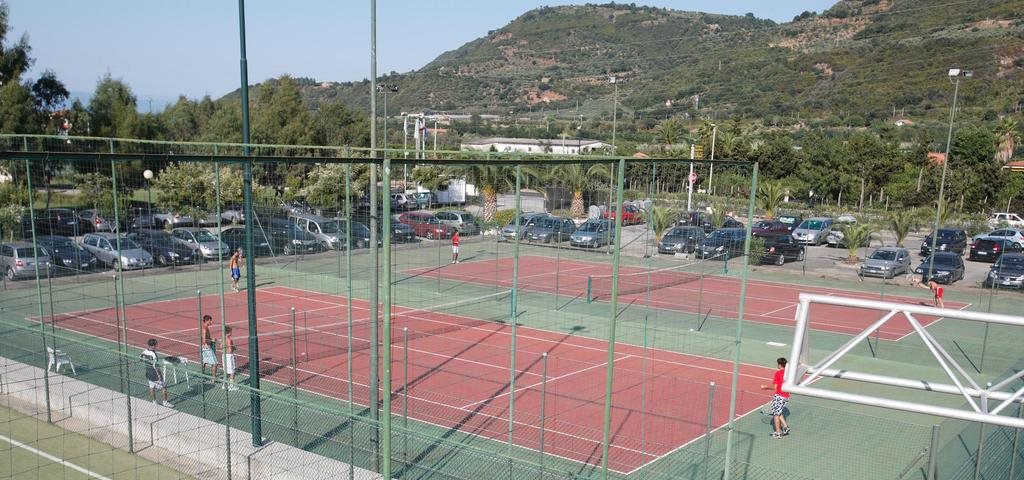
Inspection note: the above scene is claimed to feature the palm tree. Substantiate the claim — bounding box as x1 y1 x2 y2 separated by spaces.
994 117 1021 163
647 206 675 241
554 163 599 219
757 181 786 219
452 163 542 222
840 223 874 264
654 118 684 151
888 209 918 247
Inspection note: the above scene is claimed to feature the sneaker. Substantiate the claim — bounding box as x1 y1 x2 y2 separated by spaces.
771 432 783 439
227 384 239 392
160 401 174 408
232 287 239 293
781 427 790 436
152 399 159 405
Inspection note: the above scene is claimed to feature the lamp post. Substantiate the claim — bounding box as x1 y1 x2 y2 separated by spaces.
708 124 717 195
928 68 972 278
142 169 153 222
376 84 399 158
609 76 618 156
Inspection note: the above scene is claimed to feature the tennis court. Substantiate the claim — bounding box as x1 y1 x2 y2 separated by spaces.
409 255 968 340
38 284 774 474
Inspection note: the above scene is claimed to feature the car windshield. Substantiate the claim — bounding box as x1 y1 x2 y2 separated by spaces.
352 222 371 236
113 238 141 250
798 220 824 230
578 222 605 232
319 221 340 233
997 257 1024 269
422 216 440 224
459 213 475 223
15 247 46 258
870 250 898 261
709 230 740 239
936 230 957 239
537 217 559 228
778 216 797 225
192 230 219 242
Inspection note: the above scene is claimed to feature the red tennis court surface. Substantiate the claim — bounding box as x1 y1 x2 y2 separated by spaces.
41 285 774 474
407 255 967 341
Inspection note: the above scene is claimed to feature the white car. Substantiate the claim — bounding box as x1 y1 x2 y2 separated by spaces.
972 228 1024 246
988 212 1024 229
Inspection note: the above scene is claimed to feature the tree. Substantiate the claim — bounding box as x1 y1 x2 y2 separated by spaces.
757 181 786 219
301 163 369 209
31 70 68 114
839 223 873 263
888 209 918 247
0 3 32 85
151 163 215 220
88 74 139 138
552 163 604 218
74 172 115 212
647 206 675 241
311 101 369 147
994 117 1021 163
653 118 684 150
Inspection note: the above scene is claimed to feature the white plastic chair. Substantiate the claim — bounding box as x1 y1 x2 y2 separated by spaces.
46 347 76 375
162 356 190 386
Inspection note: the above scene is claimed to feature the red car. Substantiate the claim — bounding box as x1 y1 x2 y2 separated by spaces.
398 212 455 239
603 204 644 226
751 220 791 237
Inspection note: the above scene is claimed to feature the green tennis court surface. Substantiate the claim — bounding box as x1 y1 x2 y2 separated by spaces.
0 403 192 480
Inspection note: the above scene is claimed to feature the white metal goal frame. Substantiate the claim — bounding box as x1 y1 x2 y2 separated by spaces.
784 293 1024 429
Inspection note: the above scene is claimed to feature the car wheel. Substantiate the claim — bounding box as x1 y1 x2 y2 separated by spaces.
113 260 122 271
283 245 294 256
5 267 14 281
775 254 785 266
357 240 366 249
426 231 434 240
157 254 167 266
164 220 173 230
796 249 805 261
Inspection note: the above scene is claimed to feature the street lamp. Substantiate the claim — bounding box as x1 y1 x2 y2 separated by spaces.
927 68 972 279
609 76 618 155
143 169 153 222
708 123 717 195
376 84 399 158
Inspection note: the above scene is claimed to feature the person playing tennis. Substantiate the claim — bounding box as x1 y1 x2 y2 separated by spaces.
221 326 239 391
926 279 945 308
760 357 790 438
229 248 243 292
200 315 219 382
451 230 460 264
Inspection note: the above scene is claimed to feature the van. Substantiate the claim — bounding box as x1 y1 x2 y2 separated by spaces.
792 217 833 245
290 213 348 250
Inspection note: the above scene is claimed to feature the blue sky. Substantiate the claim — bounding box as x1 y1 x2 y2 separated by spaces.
8 1 837 106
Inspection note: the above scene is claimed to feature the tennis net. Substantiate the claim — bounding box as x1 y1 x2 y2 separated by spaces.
244 289 512 367
586 260 707 302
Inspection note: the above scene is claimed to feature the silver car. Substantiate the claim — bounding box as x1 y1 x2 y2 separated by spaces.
1 242 52 280
526 216 576 243
859 247 912 279
435 210 480 235
570 219 615 248
291 213 347 250
171 227 230 261
792 217 833 245
500 213 547 241
152 209 195 229
78 209 117 233
80 233 153 270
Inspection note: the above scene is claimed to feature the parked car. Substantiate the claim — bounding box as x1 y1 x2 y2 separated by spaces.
988 212 1024 229
266 219 323 255
1 242 52 280
526 216 576 243
969 237 1023 262
280 200 312 216
398 211 456 239
826 215 864 247
128 213 160 231
127 229 197 266
387 221 417 243
602 204 644 225
835 213 858 224
80 233 153 270
679 211 743 234
171 227 230 261
500 212 548 241
920 228 968 256
410 192 434 209
435 210 480 235
760 234 805 265
982 253 1024 290
776 214 802 232
751 220 791 237
658 226 705 255
219 227 274 257
859 247 912 279
152 209 195 229
792 217 833 245
914 252 966 284
570 219 615 248
77 209 118 233
972 228 1024 246
699 228 747 259
220 205 246 224
35 235 98 273
37 208 81 236
290 213 348 250
391 193 415 211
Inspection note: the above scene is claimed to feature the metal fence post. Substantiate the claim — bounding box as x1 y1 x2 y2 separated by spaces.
599 158 626 479
703 382 716 480
927 425 940 480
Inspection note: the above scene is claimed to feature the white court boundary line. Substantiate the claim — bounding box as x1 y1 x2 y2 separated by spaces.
0 433 114 480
